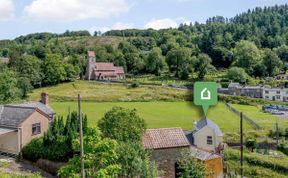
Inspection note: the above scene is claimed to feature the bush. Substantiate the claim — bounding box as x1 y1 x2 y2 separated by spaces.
22 138 45 162
129 81 140 88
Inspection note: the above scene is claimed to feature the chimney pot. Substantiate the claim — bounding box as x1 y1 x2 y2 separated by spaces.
41 93 49 105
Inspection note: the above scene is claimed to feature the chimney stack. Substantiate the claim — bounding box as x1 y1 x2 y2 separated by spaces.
41 93 49 105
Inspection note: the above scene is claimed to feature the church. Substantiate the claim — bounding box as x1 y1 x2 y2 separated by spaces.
85 51 125 81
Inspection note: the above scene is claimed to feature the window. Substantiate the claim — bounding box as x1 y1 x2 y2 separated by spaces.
207 136 213 145
276 95 281 99
276 91 280 94
265 90 269 94
32 123 41 135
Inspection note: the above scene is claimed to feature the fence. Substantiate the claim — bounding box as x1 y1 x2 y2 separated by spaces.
224 102 262 130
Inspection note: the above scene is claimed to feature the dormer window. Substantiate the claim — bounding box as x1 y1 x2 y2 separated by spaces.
207 136 213 145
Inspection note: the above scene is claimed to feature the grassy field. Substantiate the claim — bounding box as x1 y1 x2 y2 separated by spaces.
51 101 252 132
29 81 190 102
27 80 287 133
231 104 288 130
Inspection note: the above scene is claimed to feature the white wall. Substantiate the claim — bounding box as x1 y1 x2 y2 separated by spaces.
0 131 19 154
194 126 223 151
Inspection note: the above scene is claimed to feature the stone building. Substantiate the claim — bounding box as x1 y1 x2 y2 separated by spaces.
142 126 223 178
85 51 125 80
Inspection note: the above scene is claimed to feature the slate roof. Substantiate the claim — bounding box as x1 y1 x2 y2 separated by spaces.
189 146 221 161
228 82 242 88
10 102 55 116
193 118 223 136
0 105 36 127
142 128 190 149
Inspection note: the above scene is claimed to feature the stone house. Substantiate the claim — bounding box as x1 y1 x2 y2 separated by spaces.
85 51 125 80
0 93 54 155
142 125 223 178
227 83 264 98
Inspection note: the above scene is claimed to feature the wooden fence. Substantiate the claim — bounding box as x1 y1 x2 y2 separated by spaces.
224 102 262 130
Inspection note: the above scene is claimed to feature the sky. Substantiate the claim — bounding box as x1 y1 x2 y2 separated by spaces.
0 0 287 40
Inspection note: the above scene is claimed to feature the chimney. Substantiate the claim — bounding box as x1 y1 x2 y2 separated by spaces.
41 93 49 105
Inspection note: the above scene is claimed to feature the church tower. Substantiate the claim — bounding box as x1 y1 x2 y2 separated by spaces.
85 51 96 80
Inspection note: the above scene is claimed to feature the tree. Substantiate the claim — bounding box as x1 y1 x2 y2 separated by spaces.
245 137 257 152
166 47 191 77
0 68 20 103
117 142 158 177
263 49 282 76
233 40 261 75
42 54 66 85
177 152 211 178
194 53 212 80
98 107 147 142
58 128 121 178
275 45 288 62
226 67 248 83
17 77 33 98
146 47 166 76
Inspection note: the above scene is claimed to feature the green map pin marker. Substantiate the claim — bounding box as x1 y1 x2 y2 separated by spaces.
194 82 218 116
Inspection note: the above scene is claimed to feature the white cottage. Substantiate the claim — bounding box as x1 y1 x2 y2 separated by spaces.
185 118 223 151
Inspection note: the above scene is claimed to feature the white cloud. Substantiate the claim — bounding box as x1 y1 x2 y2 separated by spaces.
0 0 14 21
24 0 130 22
145 18 178 30
88 22 134 35
112 22 134 30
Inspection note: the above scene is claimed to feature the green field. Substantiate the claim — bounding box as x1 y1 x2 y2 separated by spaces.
232 104 288 130
29 81 190 102
28 80 288 133
51 101 253 132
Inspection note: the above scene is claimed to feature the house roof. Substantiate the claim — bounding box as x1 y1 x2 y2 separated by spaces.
189 146 221 161
228 82 242 88
142 128 190 149
10 102 55 116
0 105 36 127
88 51 96 57
193 118 223 136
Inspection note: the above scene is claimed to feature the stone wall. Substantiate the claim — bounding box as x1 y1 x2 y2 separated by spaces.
151 147 189 178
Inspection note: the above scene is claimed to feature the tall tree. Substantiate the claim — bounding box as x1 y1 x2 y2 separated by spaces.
233 40 261 75
146 47 166 76
263 49 282 76
194 53 213 80
166 47 191 77
42 54 66 85
0 69 20 103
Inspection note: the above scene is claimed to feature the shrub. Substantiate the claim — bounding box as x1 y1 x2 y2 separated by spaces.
129 81 140 88
22 138 45 162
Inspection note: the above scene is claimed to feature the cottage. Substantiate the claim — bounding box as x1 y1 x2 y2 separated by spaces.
263 87 288 101
186 118 224 152
85 51 125 80
0 93 54 155
0 106 50 155
142 125 223 178
227 83 264 98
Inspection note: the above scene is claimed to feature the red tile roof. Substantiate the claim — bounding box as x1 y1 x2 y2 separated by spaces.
88 51 96 57
142 128 190 149
95 63 115 71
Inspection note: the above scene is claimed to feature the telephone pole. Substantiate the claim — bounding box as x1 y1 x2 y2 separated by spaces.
240 112 243 178
78 94 85 178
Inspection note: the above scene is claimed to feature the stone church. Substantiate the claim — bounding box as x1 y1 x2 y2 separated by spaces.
85 51 125 80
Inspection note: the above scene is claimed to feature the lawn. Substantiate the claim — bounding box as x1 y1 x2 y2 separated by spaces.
29 80 190 102
51 101 252 132
231 104 288 130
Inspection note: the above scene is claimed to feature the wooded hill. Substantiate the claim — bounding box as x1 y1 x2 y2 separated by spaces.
0 4 288 103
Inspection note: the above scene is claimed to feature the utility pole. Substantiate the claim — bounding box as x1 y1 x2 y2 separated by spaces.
240 112 243 178
78 94 85 178
276 121 279 145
